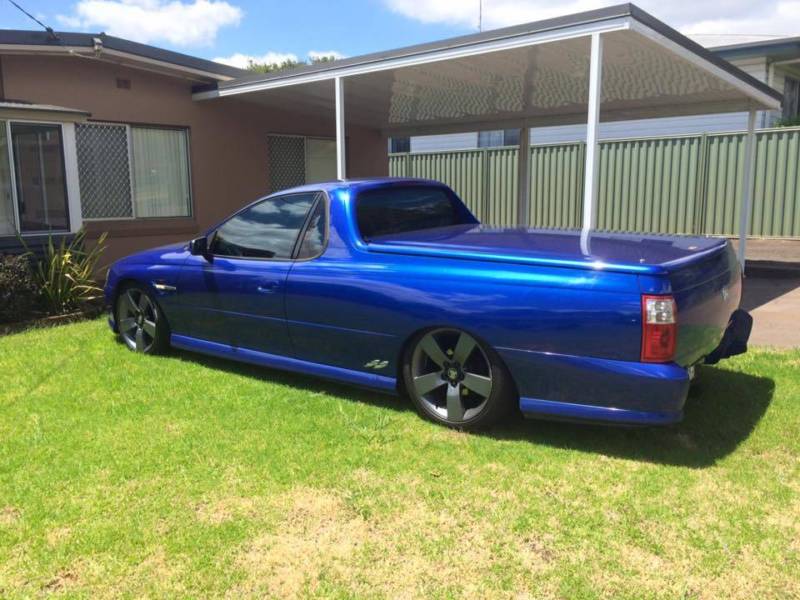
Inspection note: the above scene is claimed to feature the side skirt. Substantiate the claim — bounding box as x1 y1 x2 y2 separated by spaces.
171 334 398 393
520 397 683 426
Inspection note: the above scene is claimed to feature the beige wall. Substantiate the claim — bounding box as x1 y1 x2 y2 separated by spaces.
1 54 388 264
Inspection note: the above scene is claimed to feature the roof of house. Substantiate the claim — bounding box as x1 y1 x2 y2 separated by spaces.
0 29 247 81
711 36 800 62
205 3 780 105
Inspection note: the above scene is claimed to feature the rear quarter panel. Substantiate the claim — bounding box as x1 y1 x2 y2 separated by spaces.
666 244 741 366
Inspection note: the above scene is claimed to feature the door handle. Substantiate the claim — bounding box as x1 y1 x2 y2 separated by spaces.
256 281 280 294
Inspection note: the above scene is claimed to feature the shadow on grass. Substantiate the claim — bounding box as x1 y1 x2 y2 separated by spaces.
171 348 773 469
490 367 774 468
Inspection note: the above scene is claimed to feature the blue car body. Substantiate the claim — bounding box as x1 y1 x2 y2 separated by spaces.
105 178 744 425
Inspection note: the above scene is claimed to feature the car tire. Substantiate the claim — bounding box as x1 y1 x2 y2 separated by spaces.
402 327 515 430
115 283 170 354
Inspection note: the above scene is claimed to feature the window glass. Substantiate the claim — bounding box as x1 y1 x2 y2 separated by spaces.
11 123 69 232
296 197 326 258
389 137 410 153
356 186 467 240
305 139 337 184
131 127 191 217
211 192 316 259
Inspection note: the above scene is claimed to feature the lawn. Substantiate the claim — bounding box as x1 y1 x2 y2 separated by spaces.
0 319 798 599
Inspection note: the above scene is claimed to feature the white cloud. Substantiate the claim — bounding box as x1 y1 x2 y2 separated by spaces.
213 51 299 68
383 0 800 43
57 0 243 47
308 50 346 61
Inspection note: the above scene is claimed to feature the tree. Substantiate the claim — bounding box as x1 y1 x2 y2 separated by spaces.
246 54 339 74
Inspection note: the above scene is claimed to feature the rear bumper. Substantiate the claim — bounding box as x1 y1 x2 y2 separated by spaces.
499 348 690 426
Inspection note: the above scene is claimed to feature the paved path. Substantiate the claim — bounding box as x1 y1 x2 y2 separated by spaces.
741 276 800 349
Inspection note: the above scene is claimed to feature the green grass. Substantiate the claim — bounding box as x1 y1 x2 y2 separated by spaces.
0 319 798 599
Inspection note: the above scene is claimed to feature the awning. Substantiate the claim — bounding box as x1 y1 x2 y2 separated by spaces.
0 101 90 122
194 4 780 135
193 3 781 270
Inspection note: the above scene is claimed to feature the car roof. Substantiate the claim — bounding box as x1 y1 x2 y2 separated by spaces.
269 177 448 195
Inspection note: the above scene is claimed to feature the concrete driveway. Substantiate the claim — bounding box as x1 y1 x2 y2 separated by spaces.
741 276 800 349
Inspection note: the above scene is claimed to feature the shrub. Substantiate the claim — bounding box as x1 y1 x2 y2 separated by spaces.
23 229 108 316
775 115 800 128
0 254 40 323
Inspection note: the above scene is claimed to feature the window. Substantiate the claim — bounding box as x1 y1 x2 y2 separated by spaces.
783 77 800 120
132 127 191 217
478 129 521 148
0 120 74 236
76 123 132 219
356 186 468 240
305 138 337 184
296 197 326 259
389 137 410 153
76 123 191 220
267 135 338 193
211 192 318 259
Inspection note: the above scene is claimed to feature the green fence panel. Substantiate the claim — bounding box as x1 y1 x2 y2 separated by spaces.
389 126 800 238
529 143 584 229
750 128 800 237
484 148 518 226
597 135 704 234
703 133 745 236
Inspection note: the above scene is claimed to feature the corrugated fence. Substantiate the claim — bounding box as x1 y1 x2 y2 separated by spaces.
389 126 800 237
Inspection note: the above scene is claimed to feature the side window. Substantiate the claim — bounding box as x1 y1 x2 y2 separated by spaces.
356 186 466 240
211 192 316 259
296 198 327 259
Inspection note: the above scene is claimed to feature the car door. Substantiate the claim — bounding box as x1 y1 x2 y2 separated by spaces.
175 191 321 357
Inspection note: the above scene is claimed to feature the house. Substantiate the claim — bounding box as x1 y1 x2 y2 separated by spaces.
397 35 800 152
0 30 387 264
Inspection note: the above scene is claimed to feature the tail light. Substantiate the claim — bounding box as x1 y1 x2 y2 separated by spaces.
641 295 677 363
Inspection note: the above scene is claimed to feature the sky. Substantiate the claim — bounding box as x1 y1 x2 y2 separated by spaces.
0 0 797 69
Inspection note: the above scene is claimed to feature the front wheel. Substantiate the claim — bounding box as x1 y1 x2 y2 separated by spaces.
115 285 170 354
402 328 515 430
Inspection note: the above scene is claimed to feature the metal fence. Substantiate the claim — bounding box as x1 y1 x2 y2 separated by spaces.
389 126 800 238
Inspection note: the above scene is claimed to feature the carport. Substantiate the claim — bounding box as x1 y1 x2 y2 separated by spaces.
193 3 781 270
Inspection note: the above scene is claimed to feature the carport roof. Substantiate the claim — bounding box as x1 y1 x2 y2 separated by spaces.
193 3 782 136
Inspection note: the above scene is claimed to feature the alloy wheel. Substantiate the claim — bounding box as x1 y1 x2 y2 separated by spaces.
410 328 493 423
117 288 159 353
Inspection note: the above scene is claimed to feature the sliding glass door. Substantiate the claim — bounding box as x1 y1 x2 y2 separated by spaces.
11 123 69 233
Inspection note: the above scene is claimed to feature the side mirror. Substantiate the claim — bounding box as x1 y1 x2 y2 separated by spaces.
188 236 210 259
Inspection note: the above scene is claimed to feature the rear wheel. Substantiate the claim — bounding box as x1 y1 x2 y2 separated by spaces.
116 285 170 354
402 328 514 430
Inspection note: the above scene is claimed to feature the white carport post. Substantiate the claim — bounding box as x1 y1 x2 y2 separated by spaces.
581 32 603 244
737 109 757 272
335 76 346 180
